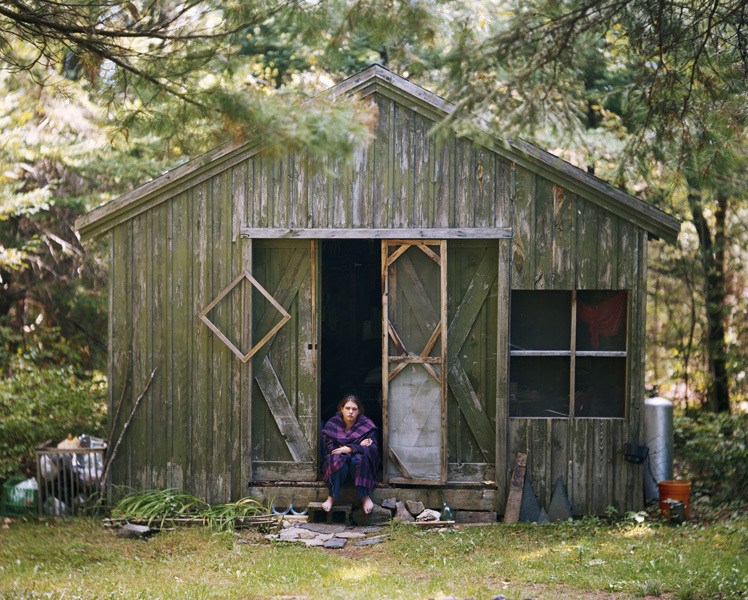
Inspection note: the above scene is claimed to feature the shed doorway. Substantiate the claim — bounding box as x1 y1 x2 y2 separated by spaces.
320 240 382 433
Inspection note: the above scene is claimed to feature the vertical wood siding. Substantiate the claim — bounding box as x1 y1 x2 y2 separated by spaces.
243 95 508 230
109 169 252 504
505 163 646 514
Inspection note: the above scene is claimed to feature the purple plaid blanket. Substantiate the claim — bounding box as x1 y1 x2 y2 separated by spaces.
321 413 379 491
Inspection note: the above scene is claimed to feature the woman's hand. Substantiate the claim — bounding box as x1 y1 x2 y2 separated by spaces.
331 446 352 455
360 438 372 447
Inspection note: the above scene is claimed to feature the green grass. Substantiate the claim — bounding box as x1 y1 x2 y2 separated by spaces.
1 514 747 600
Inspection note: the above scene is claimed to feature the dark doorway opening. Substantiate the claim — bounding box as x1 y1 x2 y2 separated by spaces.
320 240 382 433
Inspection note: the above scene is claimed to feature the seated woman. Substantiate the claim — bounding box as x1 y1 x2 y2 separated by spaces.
321 394 379 514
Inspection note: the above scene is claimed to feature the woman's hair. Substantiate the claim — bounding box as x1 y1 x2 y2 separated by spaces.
337 394 364 415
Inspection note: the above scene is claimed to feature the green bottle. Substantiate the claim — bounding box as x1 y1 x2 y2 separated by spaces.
440 491 455 521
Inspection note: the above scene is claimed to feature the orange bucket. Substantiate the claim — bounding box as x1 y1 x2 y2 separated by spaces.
658 480 691 520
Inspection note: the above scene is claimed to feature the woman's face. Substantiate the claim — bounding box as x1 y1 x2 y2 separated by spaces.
341 400 360 426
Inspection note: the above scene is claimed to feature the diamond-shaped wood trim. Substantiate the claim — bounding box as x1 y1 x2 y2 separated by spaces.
199 270 290 363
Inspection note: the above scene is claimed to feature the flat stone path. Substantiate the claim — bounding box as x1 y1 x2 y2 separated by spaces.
265 520 390 549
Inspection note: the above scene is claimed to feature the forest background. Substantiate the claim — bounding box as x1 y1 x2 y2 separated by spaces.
1 0 747 495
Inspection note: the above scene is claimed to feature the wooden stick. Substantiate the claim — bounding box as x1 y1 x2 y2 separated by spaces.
106 351 131 452
98 367 158 499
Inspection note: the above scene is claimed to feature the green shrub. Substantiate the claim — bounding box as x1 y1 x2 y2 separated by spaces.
0 365 107 480
674 412 748 504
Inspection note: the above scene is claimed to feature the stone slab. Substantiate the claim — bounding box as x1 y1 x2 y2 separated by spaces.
353 537 385 546
299 523 347 534
303 539 326 547
335 531 366 539
406 500 425 515
518 477 541 523
381 497 398 510
117 523 152 539
323 537 347 549
548 477 573 522
395 501 415 522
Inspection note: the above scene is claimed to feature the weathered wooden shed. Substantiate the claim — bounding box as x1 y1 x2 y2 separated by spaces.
76 66 680 516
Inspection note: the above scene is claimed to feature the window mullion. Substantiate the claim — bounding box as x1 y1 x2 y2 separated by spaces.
569 290 577 417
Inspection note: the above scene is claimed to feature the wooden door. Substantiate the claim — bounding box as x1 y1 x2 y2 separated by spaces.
382 240 448 484
251 240 318 481
446 241 498 482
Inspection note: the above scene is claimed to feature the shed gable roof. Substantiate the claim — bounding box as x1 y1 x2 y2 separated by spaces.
76 65 680 243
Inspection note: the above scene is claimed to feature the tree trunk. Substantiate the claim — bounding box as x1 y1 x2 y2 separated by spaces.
687 183 731 413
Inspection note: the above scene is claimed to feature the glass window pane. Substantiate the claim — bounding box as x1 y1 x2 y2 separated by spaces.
509 356 570 417
576 291 628 352
511 291 572 351
574 357 626 418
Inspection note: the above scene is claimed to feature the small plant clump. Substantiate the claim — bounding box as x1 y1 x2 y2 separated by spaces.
111 488 270 531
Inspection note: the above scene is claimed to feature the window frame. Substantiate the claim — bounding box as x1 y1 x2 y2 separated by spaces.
509 290 629 419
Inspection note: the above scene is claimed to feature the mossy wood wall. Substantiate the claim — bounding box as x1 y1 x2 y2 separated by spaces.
108 91 645 513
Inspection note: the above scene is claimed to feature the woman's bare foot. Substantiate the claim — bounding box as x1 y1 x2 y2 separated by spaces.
322 496 334 512
362 496 374 514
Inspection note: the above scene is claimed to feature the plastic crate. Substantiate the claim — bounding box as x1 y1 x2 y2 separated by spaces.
1 476 38 517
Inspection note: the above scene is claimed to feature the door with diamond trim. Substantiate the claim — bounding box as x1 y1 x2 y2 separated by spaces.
250 240 318 481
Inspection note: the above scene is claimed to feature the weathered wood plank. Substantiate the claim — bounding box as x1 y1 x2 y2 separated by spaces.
150 201 168 491
170 190 191 492
393 103 412 228
373 95 392 228
590 420 612 515
256 156 269 228
504 452 527 523
576 197 598 289
454 139 471 227
433 135 451 228
617 219 635 290
496 238 511 507
110 223 133 489
413 113 430 228
512 166 535 288
350 142 370 227
191 181 210 501
474 148 494 228
240 227 512 239
296 242 317 458
570 419 589 515
230 164 247 499
240 237 253 491
553 186 576 288
211 170 231 502
495 158 512 229
534 176 554 290
333 156 347 228
277 156 290 229
596 209 617 288
130 213 149 491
